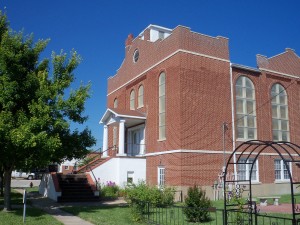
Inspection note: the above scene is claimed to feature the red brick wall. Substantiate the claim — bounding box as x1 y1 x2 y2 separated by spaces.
107 26 229 95
104 24 300 189
61 165 74 174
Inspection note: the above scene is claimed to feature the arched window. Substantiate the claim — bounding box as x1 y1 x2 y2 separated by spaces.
138 85 144 108
159 72 166 139
130 90 135 110
236 76 257 140
271 84 289 141
113 98 118 108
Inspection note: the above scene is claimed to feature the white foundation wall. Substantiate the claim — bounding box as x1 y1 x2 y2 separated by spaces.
91 157 146 187
39 173 61 201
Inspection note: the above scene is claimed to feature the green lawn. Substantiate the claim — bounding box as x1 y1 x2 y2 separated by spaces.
0 207 63 225
61 197 296 225
62 205 147 225
0 188 62 225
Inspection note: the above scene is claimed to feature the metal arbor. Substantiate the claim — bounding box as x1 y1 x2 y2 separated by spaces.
223 140 300 225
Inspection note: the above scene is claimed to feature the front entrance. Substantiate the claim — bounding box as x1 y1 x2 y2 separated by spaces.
127 125 145 156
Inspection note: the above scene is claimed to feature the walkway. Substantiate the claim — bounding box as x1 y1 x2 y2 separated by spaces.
14 189 127 225
257 203 293 214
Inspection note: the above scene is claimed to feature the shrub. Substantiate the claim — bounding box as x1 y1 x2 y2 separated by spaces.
100 181 119 199
183 185 212 223
125 181 175 222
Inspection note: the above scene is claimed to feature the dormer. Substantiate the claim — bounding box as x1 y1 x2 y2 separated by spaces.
139 24 172 42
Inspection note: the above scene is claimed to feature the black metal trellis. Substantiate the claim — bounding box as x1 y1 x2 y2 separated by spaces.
223 140 300 225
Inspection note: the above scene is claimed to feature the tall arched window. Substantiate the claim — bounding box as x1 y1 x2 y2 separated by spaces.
113 98 118 108
159 72 166 139
130 90 135 110
236 76 257 140
271 84 289 141
138 85 144 108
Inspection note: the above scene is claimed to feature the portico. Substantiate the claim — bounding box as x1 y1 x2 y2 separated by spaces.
100 108 146 157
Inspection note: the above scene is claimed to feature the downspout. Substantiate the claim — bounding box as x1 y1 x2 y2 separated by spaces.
229 63 237 180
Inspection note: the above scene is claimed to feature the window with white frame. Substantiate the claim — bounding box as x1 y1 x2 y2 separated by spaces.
130 90 135 110
158 167 165 187
236 76 257 140
138 85 144 108
274 159 291 181
113 98 118 108
271 84 289 141
237 158 259 182
127 171 134 184
159 72 166 140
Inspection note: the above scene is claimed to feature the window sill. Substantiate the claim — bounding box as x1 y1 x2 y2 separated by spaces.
137 105 144 109
238 181 261 185
236 138 257 142
157 138 166 142
274 180 290 184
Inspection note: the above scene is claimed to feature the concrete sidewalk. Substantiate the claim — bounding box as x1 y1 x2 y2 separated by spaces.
14 189 127 225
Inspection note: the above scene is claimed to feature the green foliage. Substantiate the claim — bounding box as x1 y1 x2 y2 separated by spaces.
183 185 212 223
78 154 97 167
227 186 247 224
100 181 120 199
0 11 95 210
125 181 175 222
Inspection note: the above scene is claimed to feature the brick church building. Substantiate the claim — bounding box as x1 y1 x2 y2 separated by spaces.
97 24 300 198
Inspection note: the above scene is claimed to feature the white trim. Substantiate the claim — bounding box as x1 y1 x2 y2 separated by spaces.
274 159 292 182
230 63 237 180
157 166 165 187
144 149 300 157
100 108 146 124
259 68 299 79
107 49 230 96
237 158 259 182
145 149 233 157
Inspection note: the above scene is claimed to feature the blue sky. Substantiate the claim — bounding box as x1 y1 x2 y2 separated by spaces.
1 0 299 150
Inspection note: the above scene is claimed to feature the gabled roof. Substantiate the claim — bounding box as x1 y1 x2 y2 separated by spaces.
100 108 146 124
257 48 300 77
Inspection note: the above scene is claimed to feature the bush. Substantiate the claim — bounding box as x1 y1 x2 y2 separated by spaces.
124 181 175 222
183 185 212 223
100 181 119 199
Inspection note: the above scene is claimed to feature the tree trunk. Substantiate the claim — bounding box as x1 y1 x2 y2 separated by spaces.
0 170 3 197
3 169 12 211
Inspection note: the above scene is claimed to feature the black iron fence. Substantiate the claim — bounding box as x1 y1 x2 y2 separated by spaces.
140 202 296 225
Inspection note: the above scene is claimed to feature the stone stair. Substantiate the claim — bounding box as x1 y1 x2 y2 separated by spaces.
57 173 99 202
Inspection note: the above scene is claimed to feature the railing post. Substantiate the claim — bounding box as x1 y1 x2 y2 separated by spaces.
222 209 226 225
147 202 150 224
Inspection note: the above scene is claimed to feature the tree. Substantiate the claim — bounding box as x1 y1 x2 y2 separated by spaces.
183 185 212 223
0 12 96 211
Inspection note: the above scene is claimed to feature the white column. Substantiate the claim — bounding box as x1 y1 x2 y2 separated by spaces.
102 125 108 158
117 120 126 156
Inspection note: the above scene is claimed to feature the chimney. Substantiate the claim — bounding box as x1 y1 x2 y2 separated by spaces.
125 34 134 55
125 33 134 47
256 54 269 69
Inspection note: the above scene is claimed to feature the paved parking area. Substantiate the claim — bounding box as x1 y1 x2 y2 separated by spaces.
11 178 40 188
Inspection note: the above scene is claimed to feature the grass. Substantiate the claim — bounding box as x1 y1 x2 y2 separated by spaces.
0 188 62 225
61 196 296 225
62 205 147 225
0 207 63 225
